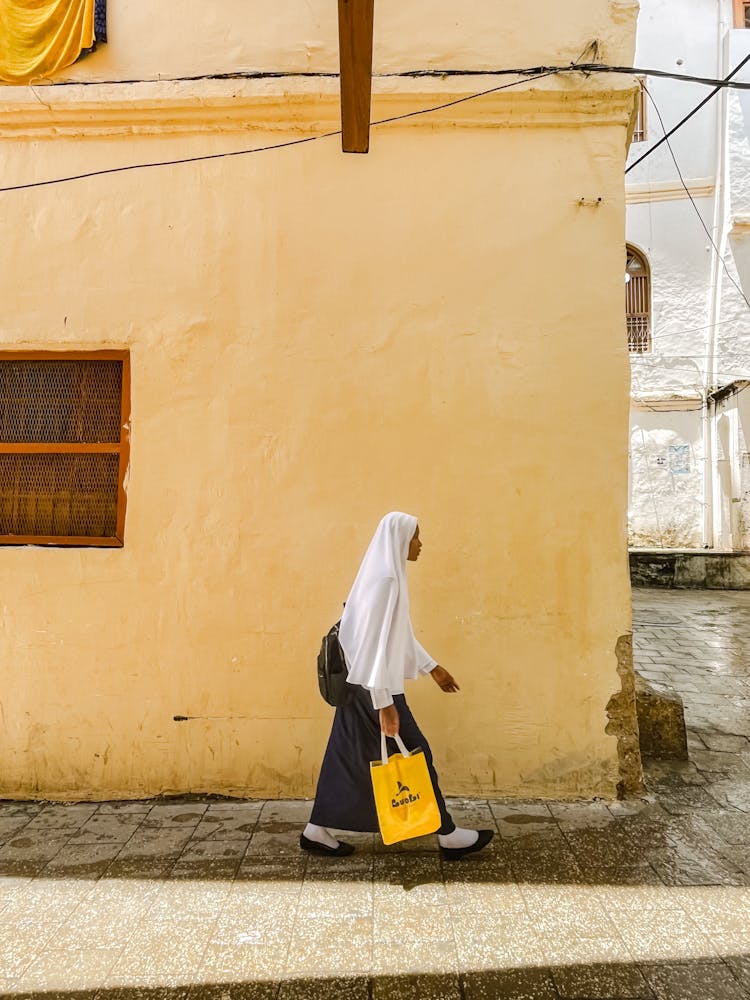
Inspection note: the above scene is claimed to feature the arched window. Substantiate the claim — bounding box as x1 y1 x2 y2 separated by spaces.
626 245 651 353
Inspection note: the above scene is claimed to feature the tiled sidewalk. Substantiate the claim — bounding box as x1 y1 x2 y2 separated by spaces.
1 588 749 999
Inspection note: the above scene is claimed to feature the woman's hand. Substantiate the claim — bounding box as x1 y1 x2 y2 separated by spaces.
430 665 460 693
379 704 400 736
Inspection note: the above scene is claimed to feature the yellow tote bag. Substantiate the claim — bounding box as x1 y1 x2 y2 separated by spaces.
370 733 442 845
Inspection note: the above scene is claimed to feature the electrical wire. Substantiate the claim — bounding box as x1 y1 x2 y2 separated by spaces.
21 62 750 91
641 83 750 313
1 52 748 193
626 53 750 174
0 68 556 194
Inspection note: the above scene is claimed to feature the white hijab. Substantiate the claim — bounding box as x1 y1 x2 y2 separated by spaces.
340 512 434 694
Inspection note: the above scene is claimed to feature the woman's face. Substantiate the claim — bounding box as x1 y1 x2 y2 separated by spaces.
407 525 422 561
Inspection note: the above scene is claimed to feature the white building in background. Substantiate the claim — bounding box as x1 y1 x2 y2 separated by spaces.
627 0 750 550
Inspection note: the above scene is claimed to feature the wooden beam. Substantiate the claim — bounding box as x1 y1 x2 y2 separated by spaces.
337 0 374 153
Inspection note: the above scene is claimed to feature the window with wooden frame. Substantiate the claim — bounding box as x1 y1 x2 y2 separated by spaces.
632 78 646 143
626 246 651 353
734 0 750 28
0 351 130 546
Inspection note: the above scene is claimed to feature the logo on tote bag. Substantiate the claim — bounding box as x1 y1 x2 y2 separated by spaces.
392 780 421 809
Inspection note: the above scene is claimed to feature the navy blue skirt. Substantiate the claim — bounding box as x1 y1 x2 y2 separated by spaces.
310 686 455 835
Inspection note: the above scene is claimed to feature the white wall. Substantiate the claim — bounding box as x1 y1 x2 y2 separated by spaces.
627 0 750 550
629 408 704 547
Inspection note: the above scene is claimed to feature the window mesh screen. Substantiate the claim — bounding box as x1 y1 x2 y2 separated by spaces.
0 360 122 443
0 453 119 537
0 357 126 543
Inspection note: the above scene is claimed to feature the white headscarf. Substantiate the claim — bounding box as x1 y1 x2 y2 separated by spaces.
340 512 434 694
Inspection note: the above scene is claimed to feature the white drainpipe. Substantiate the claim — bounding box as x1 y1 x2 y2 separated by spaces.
703 2 731 548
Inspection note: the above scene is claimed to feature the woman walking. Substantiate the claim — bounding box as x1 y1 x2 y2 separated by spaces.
301 511 494 861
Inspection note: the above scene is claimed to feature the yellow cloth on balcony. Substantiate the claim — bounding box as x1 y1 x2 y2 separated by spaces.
0 0 95 84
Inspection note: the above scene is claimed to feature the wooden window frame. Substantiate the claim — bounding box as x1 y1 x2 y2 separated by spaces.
0 349 130 547
734 0 750 27
626 246 652 354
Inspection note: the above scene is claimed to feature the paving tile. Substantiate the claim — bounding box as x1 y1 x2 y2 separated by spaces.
372 973 462 999
616 909 718 962
103 970 198 989
142 803 208 828
373 901 454 946
19 947 122 990
443 879 527 914
461 967 558 999
24 804 99 830
642 960 750 1000
68 815 142 844
724 955 750 993
190 803 262 841
244 829 303 856
53 905 153 950
0 833 71 862
373 855 445 903
285 916 372 978
117 829 194 859
443 798 498 829
233 860 306 897
179 839 248 862
41 841 123 877
552 962 655 998
700 733 750 752
452 911 543 970
170 859 242 881
209 903 297 946
549 801 617 830
189 984 279 1000
96 800 154 814
298 880 373 917
0 816 34 841
304 853 374 882
197 941 289 979
489 802 559 840
278 976 370 999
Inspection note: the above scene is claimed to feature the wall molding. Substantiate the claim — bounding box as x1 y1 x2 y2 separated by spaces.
631 394 704 412
0 77 637 139
626 177 715 204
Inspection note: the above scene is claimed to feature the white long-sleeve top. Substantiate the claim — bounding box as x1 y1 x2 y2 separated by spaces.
339 513 437 710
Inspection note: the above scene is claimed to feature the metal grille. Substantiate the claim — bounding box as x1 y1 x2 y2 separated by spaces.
0 360 122 443
626 248 651 353
0 453 119 537
0 355 128 544
627 316 650 353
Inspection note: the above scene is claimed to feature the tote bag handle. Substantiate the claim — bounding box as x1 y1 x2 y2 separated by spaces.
380 731 410 765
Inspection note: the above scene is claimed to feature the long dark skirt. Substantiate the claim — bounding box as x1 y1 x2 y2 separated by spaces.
309 686 455 835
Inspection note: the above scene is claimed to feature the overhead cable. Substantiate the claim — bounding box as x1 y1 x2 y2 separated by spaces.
0 69 556 194
626 53 750 173
641 84 750 313
20 62 750 92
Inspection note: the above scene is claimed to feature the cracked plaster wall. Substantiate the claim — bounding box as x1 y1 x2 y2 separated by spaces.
0 2 637 800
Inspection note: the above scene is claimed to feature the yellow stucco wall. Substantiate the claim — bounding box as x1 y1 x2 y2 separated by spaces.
0 2 640 800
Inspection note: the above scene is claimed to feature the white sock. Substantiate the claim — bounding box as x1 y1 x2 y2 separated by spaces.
438 826 479 849
303 823 340 849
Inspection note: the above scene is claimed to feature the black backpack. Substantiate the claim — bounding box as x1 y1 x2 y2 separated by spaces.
317 620 350 707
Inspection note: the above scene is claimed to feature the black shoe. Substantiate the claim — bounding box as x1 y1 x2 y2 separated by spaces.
439 829 494 862
299 833 355 857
